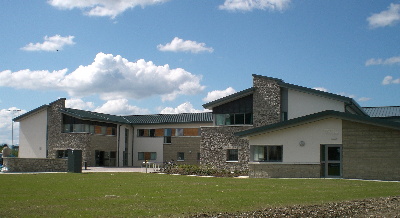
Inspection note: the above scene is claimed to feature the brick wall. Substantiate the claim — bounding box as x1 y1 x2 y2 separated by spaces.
249 164 320 178
163 137 201 165
3 157 67 172
342 120 400 181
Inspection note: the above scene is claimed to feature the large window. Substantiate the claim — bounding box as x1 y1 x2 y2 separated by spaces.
215 113 252 125
252 145 282 162
62 115 116 135
226 149 238 162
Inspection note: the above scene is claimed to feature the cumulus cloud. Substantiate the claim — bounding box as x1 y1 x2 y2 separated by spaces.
314 88 371 103
157 37 214 53
219 0 291 12
21 35 75 52
0 108 25 145
382 75 400 85
160 102 207 114
357 97 371 102
0 53 205 101
94 99 150 115
365 56 400 66
65 98 95 111
203 87 236 102
367 3 400 28
48 0 169 18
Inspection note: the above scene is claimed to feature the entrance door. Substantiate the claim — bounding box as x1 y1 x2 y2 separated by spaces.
321 145 342 178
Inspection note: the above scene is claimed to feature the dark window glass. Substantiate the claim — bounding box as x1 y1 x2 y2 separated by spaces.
227 149 238 161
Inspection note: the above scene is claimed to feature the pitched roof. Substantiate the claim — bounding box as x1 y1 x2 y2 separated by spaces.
202 74 367 116
202 87 255 109
363 106 400 118
123 113 213 124
235 110 400 137
61 108 129 124
61 108 213 125
13 98 66 122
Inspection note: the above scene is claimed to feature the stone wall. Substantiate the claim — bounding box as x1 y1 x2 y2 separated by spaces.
200 75 282 172
249 163 321 178
252 75 281 127
46 98 118 167
342 120 400 181
200 126 251 172
3 157 67 172
163 137 201 165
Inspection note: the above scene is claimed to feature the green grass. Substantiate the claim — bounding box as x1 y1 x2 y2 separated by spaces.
0 173 399 217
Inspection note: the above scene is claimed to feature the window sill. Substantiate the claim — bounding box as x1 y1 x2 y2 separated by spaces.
226 160 239 163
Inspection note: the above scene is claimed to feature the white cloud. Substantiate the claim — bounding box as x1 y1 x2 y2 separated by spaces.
367 3 400 28
313 87 329 92
157 37 214 53
365 56 400 66
159 102 207 114
0 52 205 101
21 35 75 52
219 0 291 12
203 87 236 102
65 98 95 111
0 108 26 145
94 99 150 115
48 0 169 18
382 75 400 85
357 97 371 102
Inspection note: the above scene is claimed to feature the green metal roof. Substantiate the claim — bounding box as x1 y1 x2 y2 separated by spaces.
363 106 400 118
235 110 400 137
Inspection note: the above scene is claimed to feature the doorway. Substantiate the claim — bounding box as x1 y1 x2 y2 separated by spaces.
320 145 342 178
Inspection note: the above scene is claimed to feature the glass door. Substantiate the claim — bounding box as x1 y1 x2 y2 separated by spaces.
321 145 342 178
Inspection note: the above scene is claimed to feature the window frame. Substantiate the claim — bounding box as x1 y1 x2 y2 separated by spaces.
252 145 283 162
177 152 185 161
226 149 239 162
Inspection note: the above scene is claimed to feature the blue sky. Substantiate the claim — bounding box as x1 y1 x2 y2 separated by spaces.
1 0 399 145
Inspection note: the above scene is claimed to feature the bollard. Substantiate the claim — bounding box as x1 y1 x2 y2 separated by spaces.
84 161 87 170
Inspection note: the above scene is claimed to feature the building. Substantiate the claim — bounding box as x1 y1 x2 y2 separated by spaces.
14 98 212 167
13 74 400 180
200 74 400 180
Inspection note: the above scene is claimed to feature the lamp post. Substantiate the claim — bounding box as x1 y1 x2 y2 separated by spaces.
7 109 21 147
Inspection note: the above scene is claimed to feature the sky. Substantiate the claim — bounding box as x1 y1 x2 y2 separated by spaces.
1 0 399 145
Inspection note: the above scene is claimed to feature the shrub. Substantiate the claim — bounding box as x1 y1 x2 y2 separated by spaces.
159 164 248 177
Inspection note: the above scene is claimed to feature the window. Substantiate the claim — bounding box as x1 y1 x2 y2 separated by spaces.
164 128 172 143
177 152 185 161
227 149 238 162
252 146 282 162
57 150 69 158
138 152 157 160
175 128 183 136
137 129 160 137
215 113 252 125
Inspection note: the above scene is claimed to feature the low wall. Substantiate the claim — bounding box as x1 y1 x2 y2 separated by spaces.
249 163 321 178
2 157 68 172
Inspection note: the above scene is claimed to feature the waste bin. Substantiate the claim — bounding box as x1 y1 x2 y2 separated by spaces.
68 149 82 173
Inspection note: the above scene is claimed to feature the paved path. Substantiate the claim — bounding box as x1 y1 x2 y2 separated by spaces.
82 167 160 173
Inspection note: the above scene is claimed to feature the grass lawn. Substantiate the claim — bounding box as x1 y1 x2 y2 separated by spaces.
0 173 399 217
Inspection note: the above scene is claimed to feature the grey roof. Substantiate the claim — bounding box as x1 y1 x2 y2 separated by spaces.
202 74 367 116
61 108 213 125
123 113 213 124
61 108 130 124
363 106 400 118
235 110 400 137
13 98 66 121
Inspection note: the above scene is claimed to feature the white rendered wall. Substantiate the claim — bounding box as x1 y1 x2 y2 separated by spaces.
287 89 344 120
248 118 342 164
18 109 48 158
